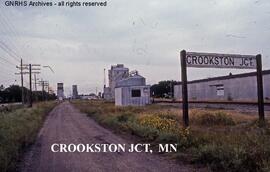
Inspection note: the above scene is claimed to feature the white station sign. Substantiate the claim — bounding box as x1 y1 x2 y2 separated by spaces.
186 52 257 69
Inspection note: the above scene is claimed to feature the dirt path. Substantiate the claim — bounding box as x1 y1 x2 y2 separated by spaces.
20 102 196 172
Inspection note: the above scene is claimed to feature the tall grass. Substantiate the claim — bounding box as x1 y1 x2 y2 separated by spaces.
72 100 270 172
0 101 57 172
0 104 24 113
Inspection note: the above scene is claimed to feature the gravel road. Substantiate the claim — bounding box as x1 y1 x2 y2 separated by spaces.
20 102 196 172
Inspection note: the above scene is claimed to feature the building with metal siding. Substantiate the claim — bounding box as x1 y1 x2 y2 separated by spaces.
116 74 146 88
115 86 150 106
115 74 150 106
103 64 151 106
108 64 129 99
174 70 270 101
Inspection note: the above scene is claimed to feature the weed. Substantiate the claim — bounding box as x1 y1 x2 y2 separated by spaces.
0 101 57 172
72 100 270 172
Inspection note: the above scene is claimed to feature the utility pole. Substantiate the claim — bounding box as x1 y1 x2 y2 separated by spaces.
34 74 37 91
104 68 106 88
31 64 41 104
16 59 26 105
42 65 54 101
42 80 45 101
171 80 173 99
47 83 50 100
24 64 41 107
45 82 49 101
20 59 24 104
16 62 41 106
29 64 32 107
33 74 39 102
38 80 48 101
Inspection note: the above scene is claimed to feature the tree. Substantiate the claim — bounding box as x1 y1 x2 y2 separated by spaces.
3 85 22 102
0 85 57 103
0 85 4 91
0 85 4 103
150 80 180 98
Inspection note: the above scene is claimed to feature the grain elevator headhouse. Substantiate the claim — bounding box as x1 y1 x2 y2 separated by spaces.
103 64 150 106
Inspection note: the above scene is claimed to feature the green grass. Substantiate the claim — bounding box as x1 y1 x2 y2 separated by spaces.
0 101 57 172
72 100 270 172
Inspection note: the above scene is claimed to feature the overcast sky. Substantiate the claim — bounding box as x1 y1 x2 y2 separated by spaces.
0 0 270 95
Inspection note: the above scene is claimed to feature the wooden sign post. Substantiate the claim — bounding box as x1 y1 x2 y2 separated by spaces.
256 54 265 121
180 50 189 127
180 50 265 127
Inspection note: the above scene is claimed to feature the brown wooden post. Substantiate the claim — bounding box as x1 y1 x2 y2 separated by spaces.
29 64 32 107
256 54 265 122
180 50 189 127
42 81 45 101
20 58 25 105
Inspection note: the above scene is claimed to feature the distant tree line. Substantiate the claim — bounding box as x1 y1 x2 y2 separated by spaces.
0 85 56 103
150 80 180 98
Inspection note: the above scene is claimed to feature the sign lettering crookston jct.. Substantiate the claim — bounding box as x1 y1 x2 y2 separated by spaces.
186 52 257 69
180 50 265 128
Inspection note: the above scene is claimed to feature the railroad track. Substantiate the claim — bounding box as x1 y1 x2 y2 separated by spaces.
153 99 270 112
153 99 270 105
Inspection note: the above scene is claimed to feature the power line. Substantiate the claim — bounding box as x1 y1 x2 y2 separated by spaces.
0 77 17 84
0 8 25 59
0 33 22 61
0 60 16 70
0 66 16 75
0 78 17 83
0 7 30 73
0 55 17 66
0 6 31 64
0 74 16 84
0 41 21 61
0 28 23 62
0 67 16 75
0 72 13 79
0 33 21 59
0 41 21 62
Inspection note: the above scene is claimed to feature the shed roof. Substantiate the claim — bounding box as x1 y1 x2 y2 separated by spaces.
185 69 270 84
120 74 145 81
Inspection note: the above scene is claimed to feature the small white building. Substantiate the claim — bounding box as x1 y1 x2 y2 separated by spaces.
115 72 151 106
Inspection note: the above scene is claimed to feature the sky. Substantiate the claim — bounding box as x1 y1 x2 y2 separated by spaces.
0 0 270 95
